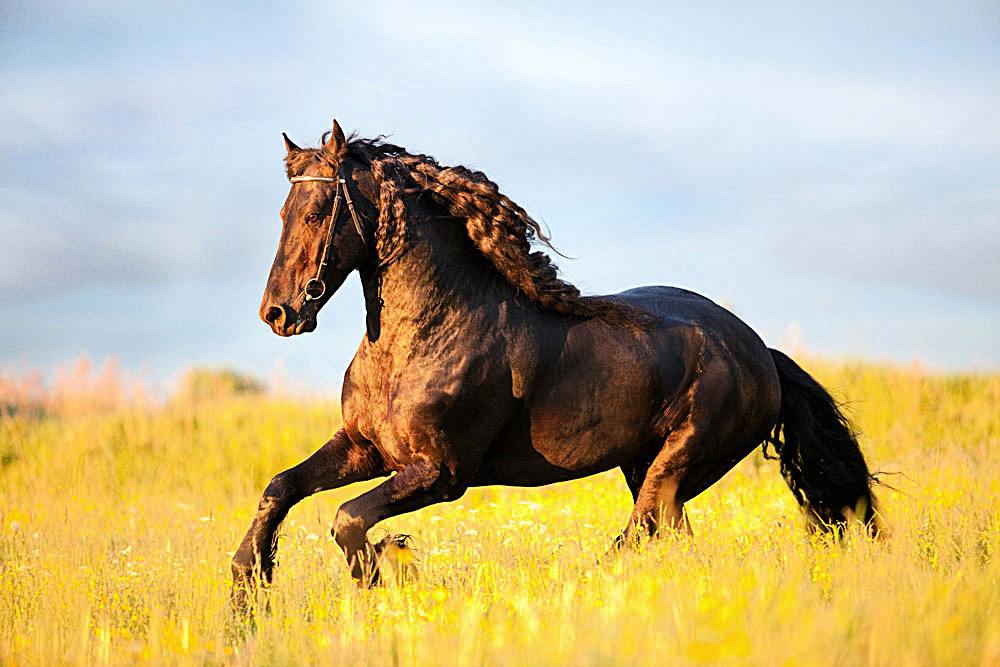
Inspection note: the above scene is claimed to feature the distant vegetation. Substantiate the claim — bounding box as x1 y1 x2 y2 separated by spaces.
173 368 266 404
0 358 997 665
0 357 268 416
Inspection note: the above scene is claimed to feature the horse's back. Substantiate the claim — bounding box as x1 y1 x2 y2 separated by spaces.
614 285 737 326
614 285 774 363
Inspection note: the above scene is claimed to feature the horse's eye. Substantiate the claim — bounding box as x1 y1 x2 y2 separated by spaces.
305 213 320 224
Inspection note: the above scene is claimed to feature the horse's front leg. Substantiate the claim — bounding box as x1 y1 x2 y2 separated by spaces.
333 459 465 586
231 428 386 612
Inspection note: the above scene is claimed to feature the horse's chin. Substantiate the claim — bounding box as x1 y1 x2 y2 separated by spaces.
292 318 317 336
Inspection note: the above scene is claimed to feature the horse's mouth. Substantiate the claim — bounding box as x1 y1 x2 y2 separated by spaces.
268 316 317 337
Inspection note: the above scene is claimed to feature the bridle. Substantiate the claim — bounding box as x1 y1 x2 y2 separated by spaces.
289 165 367 303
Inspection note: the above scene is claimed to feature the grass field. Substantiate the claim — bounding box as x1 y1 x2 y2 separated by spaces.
1 358 998 665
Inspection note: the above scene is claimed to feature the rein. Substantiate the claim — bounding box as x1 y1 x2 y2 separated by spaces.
289 166 368 303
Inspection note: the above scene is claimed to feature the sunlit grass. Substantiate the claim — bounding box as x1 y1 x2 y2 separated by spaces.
1 360 998 665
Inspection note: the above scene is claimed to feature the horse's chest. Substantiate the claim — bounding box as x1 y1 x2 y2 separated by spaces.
343 348 499 467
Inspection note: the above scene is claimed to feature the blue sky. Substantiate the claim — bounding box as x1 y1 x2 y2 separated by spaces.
2 1 998 388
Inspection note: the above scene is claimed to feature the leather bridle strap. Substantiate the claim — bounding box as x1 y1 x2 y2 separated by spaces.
289 166 368 302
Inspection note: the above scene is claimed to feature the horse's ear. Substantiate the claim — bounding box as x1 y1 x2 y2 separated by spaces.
324 119 347 158
282 132 300 155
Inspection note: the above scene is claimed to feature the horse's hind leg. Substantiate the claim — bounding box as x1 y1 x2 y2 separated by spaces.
621 462 648 502
614 425 769 550
614 421 699 548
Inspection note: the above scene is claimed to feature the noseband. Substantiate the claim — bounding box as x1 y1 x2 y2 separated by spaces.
289 166 367 303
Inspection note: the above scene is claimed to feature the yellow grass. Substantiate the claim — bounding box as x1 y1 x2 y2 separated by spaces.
1 359 998 665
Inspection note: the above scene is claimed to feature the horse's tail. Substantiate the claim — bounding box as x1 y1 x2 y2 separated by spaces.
766 348 881 535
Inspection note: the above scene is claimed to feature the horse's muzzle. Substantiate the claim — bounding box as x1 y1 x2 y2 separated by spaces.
261 303 315 337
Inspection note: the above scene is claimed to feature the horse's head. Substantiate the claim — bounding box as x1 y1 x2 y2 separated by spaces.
260 120 370 336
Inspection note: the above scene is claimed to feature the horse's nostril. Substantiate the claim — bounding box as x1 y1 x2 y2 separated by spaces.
265 306 284 325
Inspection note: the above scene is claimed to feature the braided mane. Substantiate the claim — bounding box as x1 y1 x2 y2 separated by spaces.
286 134 653 329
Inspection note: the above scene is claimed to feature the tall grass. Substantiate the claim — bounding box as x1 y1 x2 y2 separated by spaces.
0 359 997 665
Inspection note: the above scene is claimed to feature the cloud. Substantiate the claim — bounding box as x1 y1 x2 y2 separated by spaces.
362 1 1000 153
0 0 997 371
0 62 293 299
768 184 1000 303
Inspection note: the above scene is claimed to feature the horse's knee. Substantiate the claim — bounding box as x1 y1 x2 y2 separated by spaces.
333 502 366 549
263 470 297 502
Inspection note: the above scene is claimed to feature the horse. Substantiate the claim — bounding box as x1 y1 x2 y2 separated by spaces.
231 120 879 609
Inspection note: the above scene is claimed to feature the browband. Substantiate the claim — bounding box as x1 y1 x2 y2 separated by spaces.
289 175 339 183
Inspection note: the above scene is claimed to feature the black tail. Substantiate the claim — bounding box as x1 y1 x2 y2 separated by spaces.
767 349 880 535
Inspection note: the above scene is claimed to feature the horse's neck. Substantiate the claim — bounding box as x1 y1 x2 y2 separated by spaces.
362 218 512 342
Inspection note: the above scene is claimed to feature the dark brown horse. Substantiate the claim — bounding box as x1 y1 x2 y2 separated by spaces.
231 120 879 608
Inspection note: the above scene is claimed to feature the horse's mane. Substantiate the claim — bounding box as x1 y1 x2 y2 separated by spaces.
286 133 653 330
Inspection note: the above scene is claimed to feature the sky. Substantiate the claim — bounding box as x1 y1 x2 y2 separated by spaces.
1 0 998 390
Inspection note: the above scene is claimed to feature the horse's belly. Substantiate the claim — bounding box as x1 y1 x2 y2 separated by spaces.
471 450 613 487
471 430 635 487
471 388 659 487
